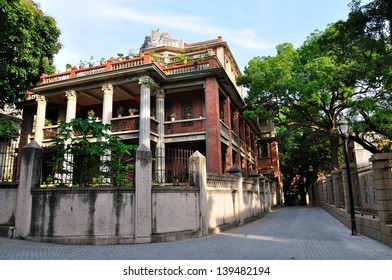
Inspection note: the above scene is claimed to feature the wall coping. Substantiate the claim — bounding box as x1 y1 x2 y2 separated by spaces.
370 153 392 162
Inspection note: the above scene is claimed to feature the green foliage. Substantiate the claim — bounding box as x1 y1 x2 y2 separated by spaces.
0 117 19 138
47 118 137 187
0 0 62 106
238 2 392 174
278 126 331 186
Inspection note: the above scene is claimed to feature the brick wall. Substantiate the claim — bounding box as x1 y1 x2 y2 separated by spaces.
205 77 222 173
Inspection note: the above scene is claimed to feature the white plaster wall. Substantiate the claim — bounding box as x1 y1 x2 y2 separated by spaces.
30 190 135 238
152 191 199 234
243 190 261 219
0 187 17 224
207 190 237 228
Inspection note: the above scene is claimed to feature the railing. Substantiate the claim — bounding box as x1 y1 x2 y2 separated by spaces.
165 118 206 135
112 57 144 70
38 54 219 85
220 120 229 138
0 140 20 182
43 125 59 140
163 60 210 75
206 174 237 191
39 56 147 84
76 65 106 77
111 116 139 132
153 148 195 185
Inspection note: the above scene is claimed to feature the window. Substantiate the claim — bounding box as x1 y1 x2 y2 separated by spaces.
258 142 269 158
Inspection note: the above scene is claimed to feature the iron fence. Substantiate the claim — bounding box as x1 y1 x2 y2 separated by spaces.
0 140 19 183
153 148 195 186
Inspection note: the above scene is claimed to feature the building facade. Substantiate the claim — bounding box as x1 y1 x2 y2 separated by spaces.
19 30 280 185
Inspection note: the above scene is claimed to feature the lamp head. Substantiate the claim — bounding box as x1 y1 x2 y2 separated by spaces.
338 118 349 135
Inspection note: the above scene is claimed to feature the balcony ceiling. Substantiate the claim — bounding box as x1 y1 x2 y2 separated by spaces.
46 82 139 106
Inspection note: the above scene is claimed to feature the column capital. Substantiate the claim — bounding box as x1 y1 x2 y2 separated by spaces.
102 83 115 95
35 95 47 105
154 89 165 99
139 77 159 90
65 90 78 101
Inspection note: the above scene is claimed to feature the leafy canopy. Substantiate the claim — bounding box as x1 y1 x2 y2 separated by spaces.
0 0 61 106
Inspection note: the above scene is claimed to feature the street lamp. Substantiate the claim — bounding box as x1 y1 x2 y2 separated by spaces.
308 165 313 206
337 118 358 235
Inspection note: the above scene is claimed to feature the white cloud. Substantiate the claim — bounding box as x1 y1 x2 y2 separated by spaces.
91 2 272 51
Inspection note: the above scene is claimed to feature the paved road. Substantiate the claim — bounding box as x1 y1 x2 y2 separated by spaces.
1 206 392 260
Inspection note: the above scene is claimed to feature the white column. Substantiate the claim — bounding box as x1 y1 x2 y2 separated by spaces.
138 77 152 149
101 84 114 185
63 90 78 186
65 90 77 122
34 95 47 145
102 84 114 125
155 90 165 184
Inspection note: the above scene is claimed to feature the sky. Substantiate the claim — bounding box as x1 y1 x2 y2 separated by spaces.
35 0 352 73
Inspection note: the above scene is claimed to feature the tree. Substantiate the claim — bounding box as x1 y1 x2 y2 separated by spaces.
278 126 330 187
238 6 391 171
0 0 61 107
346 0 392 152
46 118 137 187
238 26 358 170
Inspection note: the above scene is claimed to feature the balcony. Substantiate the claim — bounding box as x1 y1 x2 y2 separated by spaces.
39 54 220 85
42 116 159 141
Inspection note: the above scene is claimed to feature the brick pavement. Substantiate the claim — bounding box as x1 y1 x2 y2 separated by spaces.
1 206 392 260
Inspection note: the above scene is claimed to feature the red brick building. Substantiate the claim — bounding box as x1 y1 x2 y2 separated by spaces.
19 30 281 184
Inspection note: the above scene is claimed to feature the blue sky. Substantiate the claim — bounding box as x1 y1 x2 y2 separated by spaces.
36 0 351 73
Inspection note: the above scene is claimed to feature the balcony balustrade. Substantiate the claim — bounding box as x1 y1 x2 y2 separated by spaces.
38 55 220 85
164 118 206 135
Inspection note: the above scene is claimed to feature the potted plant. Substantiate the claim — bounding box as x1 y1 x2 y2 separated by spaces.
66 63 72 71
116 107 124 117
150 108 156 118
45 119 51 127
100 57 106 65
88 110 95 120
129 108 138 116
170 112 176 121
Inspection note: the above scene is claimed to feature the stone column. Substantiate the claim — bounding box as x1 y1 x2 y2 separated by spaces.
155 90 165 184
102 84 114 125
15 141 43 238
228 165 244 225
332 170 341 208
370 153 392 224
259 175 266 212
189 151 208 236
326 174 333 204
138 77 152 149
101 84 114 184
65 90 77 122
134 145 152 243
63 90 78 185
34 95 47 145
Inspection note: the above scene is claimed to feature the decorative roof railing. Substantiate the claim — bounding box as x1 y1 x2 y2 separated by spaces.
39 52 220 85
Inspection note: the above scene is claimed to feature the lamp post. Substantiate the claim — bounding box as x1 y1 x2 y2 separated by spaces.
337 118 358 236
308 165 313 206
